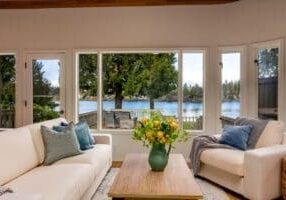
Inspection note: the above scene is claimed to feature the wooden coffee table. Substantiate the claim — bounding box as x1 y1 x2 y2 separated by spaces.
108 153 203 200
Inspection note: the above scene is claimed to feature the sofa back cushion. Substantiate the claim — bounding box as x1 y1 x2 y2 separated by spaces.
255 120 284 148
0 127 38 185
26 118 68 164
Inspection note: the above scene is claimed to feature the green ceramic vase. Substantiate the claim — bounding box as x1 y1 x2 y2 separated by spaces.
148 143 169 171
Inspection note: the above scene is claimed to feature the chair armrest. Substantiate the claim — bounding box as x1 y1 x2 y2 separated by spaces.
91 133 112 145
244 145 286 200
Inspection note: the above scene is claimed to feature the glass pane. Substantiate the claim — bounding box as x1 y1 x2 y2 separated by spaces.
102 53 178 129
257 48 279 120
221 53 240 118
78 54 97 128
33 59 61 123
0 55 16 128
182 53 204 130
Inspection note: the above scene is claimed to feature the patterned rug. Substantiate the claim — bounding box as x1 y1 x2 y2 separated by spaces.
91 168 236 200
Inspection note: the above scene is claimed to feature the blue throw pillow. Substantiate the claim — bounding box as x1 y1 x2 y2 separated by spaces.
61 121 94 145
53 121 94 151
219 125 253 150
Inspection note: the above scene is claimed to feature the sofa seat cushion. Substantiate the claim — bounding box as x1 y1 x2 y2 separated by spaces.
5 164 95 200
200 148 244 176
53 144 111 176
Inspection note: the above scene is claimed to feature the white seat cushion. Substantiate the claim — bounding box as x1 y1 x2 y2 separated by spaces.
53 144 111 176
200 148 244 176
0 127 38 185
5 164 95 200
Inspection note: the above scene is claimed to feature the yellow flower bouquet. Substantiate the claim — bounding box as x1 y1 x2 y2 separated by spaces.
132 112 188 171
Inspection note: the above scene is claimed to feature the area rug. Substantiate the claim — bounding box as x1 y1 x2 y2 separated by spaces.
91 168 235 200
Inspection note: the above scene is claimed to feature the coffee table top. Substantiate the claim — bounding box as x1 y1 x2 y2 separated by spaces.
108 153 203 199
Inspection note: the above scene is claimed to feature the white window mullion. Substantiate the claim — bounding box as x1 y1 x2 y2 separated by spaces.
178 51 183 130
97 53 103 131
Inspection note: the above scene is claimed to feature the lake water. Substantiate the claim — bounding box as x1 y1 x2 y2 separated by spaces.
79 100 240 118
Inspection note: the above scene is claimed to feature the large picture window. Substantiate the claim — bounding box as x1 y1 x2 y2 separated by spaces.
76 50 205 131
221 52 241 118
182 52 204 130
102 53 178 129
78 54 98 128
0 54 16 128
256 47 279 120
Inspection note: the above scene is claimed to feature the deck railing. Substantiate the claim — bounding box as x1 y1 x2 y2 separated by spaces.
79 109 202 130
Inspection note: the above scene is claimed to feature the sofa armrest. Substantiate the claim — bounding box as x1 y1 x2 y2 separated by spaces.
92 133 112 145
244 145 286 200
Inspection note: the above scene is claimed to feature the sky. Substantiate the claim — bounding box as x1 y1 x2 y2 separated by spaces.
38 59 60 87
39 53 240 88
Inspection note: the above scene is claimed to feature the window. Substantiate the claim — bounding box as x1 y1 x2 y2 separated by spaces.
256 47 279 120
78 53 98 128
0 54 16 128
182 52 204 130
101 53 178 129
76 50 206 131
32 59 62 123
221 52 241 118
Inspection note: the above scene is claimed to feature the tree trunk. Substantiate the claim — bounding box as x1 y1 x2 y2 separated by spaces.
115 83 123 109
150 98 155 109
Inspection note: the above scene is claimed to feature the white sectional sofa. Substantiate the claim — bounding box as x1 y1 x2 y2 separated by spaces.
198 121 286 200
0 118 112 200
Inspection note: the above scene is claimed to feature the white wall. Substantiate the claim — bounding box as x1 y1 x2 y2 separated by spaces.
1 0 286 161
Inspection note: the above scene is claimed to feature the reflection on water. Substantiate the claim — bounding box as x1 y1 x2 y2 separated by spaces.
78 100 240 118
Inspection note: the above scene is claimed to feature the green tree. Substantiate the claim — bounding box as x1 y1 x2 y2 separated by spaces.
79 54 97 99
140 54 178 109
258 48 278 78
0 55 16 109
33 61 59 122
102 53 178 109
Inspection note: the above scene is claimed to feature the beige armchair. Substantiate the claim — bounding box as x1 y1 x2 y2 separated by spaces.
197 121 286 200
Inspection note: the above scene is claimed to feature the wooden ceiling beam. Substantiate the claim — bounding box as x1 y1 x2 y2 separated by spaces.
0 0 239 9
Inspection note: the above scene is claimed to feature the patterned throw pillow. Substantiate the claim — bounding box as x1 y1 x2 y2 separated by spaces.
41 124 82 165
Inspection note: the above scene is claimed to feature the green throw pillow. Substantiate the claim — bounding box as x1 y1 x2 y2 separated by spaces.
41 124 82 165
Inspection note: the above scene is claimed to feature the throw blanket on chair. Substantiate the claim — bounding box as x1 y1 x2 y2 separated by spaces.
190 117 269 176
189 135 234 176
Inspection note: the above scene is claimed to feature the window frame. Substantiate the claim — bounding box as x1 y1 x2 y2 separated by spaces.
75 48 207 134
0 51 18 128
250 39 284 121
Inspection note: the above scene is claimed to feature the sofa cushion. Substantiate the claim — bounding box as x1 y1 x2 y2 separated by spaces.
5 164 95 200
200 148 244 176
41 125 82 165
255 120 284 148
0 127 38 185
26 118 68 164
53 144 111 175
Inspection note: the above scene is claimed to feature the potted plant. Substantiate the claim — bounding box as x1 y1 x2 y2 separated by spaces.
132 112 188 171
